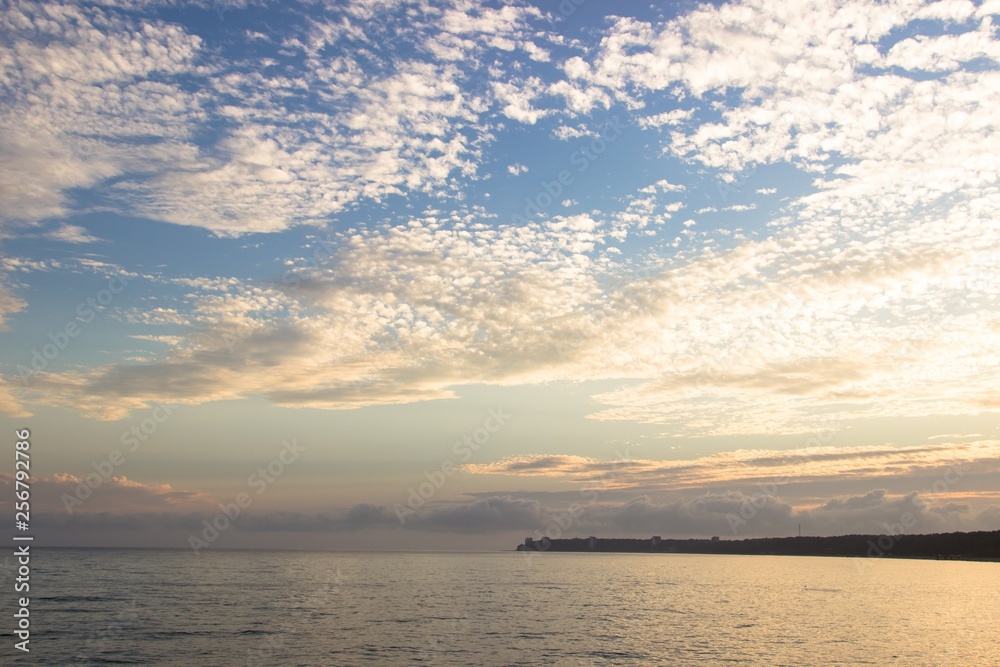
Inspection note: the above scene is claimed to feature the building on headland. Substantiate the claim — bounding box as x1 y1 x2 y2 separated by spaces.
588 536 597 550
652 536 661 549
711 536 720 542
519 536 555 551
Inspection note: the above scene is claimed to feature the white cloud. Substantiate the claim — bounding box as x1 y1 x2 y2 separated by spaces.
45 224 102 244
551 125 595 141
0 127 119 226
521 40 550 62
916 0 978 21
0 2 203 228
547 79 611 115
6 0 1000 441
18 183 999 435
17 210 609 417
0 0 550 236
885 24 1000 71
653 179 685 192
493 76 551 124
978 0 1000 18
638 179 686 194
638 108 694 129
527 0 1000 434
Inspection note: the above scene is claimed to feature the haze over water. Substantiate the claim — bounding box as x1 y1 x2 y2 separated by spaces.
9 549 998 666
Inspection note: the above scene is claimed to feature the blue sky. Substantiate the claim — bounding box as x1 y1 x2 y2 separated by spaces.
2 0 1000 550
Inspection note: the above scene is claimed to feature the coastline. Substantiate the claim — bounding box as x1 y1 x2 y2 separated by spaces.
515 529 1000 562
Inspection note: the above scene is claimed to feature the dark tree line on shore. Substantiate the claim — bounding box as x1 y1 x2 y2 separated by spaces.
516 530 1000 561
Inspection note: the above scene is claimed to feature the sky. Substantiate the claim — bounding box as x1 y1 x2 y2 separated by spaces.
1 0 999 552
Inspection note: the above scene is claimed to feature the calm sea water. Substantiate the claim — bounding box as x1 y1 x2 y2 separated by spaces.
3 549 997 666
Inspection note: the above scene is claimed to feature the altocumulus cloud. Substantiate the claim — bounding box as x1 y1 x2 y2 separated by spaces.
0 0 547 235
2 0 1000 442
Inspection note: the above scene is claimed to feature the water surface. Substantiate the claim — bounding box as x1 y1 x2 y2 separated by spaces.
5 549 998 665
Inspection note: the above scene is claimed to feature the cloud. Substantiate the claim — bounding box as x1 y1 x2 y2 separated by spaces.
0 2 202 229
13 188 1000 434
133 56 489 235
0 472 218 514
566 0 1000 216
563 489 1000 537
796 488 992 535
45 224 102 244
213 490 1000 538
641 179 686 193
885 22 1000 71
637 108 694 129
570 493 794 536
20 484 1000 540
407 495 547 532
0 0 548 236
5 0 1000 440
0 129 112 225
507 162 528 175
493 76 551 124
17 211 617 417
0 280 26 332
0 380 30 418
24 495 545 538
464 441 1000 494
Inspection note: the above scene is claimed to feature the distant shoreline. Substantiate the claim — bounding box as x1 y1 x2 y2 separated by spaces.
515 529 1000 562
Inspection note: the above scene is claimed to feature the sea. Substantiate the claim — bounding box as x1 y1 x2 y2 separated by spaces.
3 549 998 666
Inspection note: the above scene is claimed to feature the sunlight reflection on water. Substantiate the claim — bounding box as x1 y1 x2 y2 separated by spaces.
14 549 1000 666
